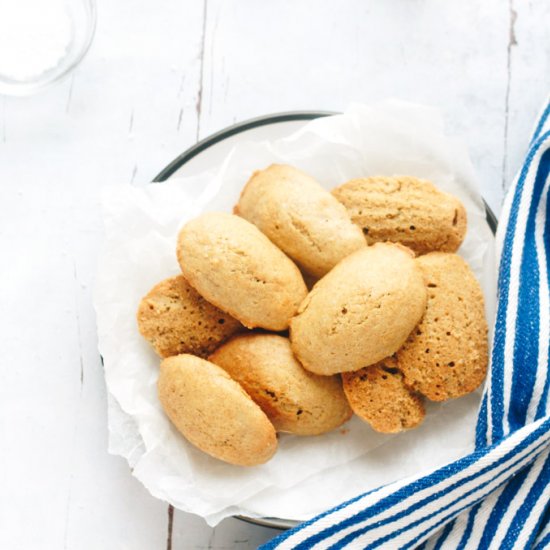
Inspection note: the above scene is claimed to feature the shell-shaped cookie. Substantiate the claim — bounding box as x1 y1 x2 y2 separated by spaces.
290 243 427 375
342 358 425 433
176 212 307 331
158 354 277 466
332 176 467 254
395 252 488 401
137 275 242 358
210 334 352 435
236 164 366 277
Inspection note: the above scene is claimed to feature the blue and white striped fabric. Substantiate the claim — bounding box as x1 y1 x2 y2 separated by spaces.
261 97 550 550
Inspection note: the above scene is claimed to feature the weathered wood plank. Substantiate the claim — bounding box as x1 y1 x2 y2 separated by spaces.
504 0 550 191
171 513 277 550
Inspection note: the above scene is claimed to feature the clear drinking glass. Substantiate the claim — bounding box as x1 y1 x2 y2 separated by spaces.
0 0 96 96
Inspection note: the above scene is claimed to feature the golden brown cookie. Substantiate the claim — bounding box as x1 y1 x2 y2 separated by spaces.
290 243 427 375
210 334 352 435
176 212 307 331
236 164 366 277
137 275 242 358
342 358 425 433
396 252 488 401
332 176 467 254
158 354 277 466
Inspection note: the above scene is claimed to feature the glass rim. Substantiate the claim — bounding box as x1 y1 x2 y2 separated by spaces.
0 0 97 97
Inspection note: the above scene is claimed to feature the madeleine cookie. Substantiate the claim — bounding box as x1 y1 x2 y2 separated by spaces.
177 212 307 331
396 253 488 401
342 359 425 433
137 275 242 358
158 354 277 466
332 176 467 255
236 164 366 277
290 243 427 375
210 334 352 435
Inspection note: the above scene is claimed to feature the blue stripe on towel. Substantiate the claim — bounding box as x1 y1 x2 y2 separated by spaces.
508 150 546 430
478 465 531 546
456 502 481 549
322 432 547 549
535 158 550 421
502 451 550 548
488 131 550 442
533 504 550 549
432 521 454 550
476 393 489 448
294 432 546 550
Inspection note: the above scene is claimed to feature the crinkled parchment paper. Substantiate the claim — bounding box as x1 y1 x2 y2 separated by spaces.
94 101 496 526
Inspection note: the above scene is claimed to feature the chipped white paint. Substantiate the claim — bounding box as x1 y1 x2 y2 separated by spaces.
0 1 548 548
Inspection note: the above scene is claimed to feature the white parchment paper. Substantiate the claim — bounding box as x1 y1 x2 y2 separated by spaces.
94 101 496 526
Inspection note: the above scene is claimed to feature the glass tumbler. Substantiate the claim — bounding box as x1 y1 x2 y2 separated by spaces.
0 0 97 96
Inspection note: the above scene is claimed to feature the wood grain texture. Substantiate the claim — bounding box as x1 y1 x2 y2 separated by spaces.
199 0 512 212
503 0 550 191
0 0 548 548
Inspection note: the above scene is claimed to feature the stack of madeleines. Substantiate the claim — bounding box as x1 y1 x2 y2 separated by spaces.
137 164 488 466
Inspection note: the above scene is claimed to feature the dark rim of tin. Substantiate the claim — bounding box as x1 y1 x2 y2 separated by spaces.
152 110 498 530
153 110 497 233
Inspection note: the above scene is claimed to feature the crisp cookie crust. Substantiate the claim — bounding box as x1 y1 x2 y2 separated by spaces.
137 275 242 358
396 252 488 401
210 333 352 435
332 175 467 254
290 243 427 375
342 358 425 433
176 212 307 331
237 164 366 277
158 354 277 466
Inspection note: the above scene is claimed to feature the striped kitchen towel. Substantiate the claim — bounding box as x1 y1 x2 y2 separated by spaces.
261 96 550 550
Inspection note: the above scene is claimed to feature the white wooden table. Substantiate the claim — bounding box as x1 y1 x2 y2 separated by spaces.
1 1 548 548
